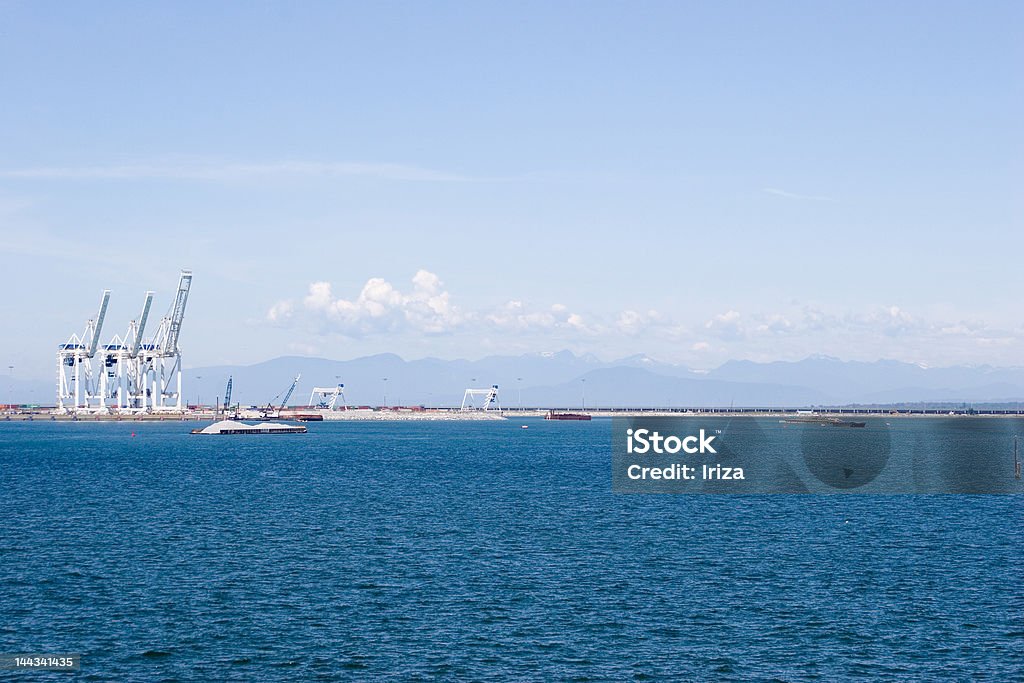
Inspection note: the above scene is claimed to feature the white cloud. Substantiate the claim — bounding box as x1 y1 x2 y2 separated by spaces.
484 300 591 333
272 270 466 336
800 305 837 331
754 314 793 335
854 305 922 336
266 300 294 323
566 313 589 331
267 273 1023 367
705 310 745 340
616 309 663 335
274 271 605 341
700 305 941 343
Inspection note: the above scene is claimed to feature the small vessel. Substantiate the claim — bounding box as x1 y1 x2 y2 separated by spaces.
545 411 592 421
191 419 307 435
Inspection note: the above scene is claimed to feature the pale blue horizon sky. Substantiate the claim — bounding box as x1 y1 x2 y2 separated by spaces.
1 1 1022 381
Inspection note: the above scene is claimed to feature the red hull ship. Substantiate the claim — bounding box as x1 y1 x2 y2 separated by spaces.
544 411 592 421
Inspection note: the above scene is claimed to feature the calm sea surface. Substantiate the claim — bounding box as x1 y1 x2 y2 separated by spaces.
1 419 1021 680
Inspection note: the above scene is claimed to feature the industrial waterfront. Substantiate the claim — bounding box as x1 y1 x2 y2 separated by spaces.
2 269 1016 424
4 406 1024 422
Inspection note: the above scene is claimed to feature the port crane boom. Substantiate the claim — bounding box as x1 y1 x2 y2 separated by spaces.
85 291 111 358
223 376 233 410
279 374 300 409
129 292 154 358
160 272 192 355
261 374 301 418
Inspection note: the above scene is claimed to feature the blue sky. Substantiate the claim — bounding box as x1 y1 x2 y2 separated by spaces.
1 1 1021 381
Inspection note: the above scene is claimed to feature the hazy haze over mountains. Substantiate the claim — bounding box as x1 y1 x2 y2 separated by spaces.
176 352 1024 408
7 351 1024 407
8 350 1024 409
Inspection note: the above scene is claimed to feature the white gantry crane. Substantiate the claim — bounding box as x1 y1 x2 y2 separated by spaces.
97 291 154 413
56 270 193 414
461 384 499 411
309 384 346 410
141 270 193 412
56 290 111 413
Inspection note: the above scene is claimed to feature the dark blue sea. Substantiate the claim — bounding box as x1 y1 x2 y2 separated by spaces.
1 419 1021 681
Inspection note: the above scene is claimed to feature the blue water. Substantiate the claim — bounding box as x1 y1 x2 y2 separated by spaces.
1 420 1021 680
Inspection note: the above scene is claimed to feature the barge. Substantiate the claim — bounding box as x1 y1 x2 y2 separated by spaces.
544 411 592 421
191 420 307 435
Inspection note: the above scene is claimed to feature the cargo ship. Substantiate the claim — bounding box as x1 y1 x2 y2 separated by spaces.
545 411 592 421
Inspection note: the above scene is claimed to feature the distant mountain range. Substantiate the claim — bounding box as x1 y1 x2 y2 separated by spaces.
184 352 1024 408
8 351 1024 408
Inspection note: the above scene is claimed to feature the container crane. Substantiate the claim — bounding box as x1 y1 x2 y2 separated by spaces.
56 289 111 413
99 291 154 412
139 270 193 412
54 270 193 414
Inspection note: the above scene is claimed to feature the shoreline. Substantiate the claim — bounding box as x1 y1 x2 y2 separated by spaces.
2 408 1023 422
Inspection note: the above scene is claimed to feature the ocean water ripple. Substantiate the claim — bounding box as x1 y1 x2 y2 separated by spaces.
0 420 1021 680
